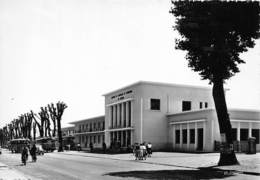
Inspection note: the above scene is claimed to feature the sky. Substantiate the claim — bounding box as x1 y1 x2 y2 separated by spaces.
0 0 259 128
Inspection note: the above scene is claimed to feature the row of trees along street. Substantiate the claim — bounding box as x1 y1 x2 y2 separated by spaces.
0 101 67 152
171 1 260 166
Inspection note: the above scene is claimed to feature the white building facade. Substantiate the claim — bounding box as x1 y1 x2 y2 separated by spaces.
168 109 260 152
103 81 216 150
66 81 260 152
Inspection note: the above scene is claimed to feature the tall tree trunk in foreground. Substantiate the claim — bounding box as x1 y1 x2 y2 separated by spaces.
213 80 239 165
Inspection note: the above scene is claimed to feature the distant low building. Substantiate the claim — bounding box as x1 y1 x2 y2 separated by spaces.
61 126 75 137
69 116 105 149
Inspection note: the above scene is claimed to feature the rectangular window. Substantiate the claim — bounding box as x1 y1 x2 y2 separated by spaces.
150 99 160 110
182 129 187 144
231 128 237 141
240 129 249 141
205 102 208 108
94 136 96 143
98 135 100 143
252 129 260 144
90 123 92 131
182 101 191 111
190 129 195 144
175 130 180 144
199 102 203 109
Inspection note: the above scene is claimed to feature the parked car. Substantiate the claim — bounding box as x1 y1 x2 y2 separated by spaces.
36 144 44 155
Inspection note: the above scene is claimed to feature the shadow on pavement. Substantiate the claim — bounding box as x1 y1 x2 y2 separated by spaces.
104 168 235 180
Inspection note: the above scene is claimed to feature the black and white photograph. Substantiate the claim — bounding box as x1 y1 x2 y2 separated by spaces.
0 0 260 179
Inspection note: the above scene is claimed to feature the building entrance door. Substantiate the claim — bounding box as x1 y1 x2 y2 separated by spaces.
197 128 203 151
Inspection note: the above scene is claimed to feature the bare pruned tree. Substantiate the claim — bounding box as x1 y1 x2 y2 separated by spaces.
48 101 68 152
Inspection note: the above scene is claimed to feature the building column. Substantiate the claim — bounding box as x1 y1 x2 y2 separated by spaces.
203 122 206 151
195 122 198 150
180 124 183 148
187 123 190 150
237 122 240 141
120 103 123 128
172 125 175 149
249 122 252 138
140 98 143 143
118 104 121 128
116 104 119 128
130 101 133 127
113 105 116 128
122 103 125 127
105 131 110 147
108 106 111 128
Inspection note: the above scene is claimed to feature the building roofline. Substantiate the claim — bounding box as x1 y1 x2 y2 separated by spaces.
69 115 105 124
227 108 260 113
167 108 215 117
102 80 213 96
167 108 260 117
61 125 75 130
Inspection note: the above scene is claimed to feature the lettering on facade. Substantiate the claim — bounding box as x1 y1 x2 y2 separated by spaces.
111 90 133 101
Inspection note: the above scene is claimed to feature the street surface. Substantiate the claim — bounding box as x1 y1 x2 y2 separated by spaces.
0 149 187 180
0 149 260 180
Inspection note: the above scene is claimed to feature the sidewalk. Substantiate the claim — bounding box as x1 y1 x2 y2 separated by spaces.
0 162 32 180
59 151 260 175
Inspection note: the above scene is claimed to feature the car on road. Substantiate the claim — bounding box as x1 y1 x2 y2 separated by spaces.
36 144 44 155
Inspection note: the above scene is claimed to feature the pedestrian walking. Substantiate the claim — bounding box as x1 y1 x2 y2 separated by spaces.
147 142 152 157
21 146 28 165
77 143 81 151
102 142 106 153
30 144 37 162
140 143 147 160
89 142 93 152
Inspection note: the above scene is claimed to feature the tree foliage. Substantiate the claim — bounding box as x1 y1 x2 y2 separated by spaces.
171 1 260 83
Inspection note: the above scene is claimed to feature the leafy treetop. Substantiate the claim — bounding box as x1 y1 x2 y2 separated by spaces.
171 1 260 83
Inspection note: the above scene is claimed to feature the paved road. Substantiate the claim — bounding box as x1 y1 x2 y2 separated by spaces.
0 149 182 180
1 149 259 180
